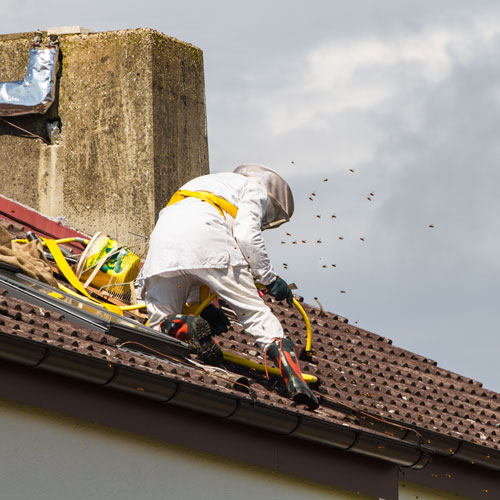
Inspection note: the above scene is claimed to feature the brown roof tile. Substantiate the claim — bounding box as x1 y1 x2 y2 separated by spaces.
1 217 499 470
214 294 500 451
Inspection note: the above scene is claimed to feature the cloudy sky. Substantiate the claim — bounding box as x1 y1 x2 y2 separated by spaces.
2 1 500 392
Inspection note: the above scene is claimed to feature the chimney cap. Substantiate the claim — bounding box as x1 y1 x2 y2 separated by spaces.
47 26 95 35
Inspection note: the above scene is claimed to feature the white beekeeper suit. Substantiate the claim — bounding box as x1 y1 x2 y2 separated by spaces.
140 165 294 350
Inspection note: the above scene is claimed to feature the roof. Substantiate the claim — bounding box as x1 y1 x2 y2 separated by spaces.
1 213 499 475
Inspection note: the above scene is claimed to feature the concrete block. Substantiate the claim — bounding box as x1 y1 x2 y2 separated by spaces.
0 28 209 243
47 27 95 35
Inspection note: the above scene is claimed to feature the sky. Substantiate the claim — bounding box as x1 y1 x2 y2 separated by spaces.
2 1 500 392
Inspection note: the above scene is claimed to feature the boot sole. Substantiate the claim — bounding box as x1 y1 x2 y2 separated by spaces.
191 318 224 366
287 377 319 410
292 391 319 411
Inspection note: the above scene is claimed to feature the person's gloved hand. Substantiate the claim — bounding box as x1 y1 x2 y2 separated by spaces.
200 303 231 335
267 277 294 305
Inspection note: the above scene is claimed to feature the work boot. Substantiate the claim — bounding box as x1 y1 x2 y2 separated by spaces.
160 314 223 365
267 338 319 410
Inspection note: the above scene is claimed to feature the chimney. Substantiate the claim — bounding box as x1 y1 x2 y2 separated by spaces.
0 28 209 242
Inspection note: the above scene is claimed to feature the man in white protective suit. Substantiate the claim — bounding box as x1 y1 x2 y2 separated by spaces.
140 164 319 410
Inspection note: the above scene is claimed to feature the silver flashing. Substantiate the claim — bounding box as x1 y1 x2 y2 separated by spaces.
0 46 59 116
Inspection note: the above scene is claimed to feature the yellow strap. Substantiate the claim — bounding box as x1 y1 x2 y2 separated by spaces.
43 238 123 316
51 283 111 308
167 190 238 219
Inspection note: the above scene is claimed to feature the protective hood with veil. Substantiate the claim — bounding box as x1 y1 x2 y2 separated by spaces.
233 164 294 230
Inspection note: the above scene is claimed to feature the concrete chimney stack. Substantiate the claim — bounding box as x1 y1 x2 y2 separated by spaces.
0 28 209 242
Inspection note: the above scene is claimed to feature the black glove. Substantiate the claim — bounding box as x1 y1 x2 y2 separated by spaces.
200 303 231 335
267 277 294 305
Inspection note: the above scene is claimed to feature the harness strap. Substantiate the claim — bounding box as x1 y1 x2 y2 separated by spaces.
166 190 238 219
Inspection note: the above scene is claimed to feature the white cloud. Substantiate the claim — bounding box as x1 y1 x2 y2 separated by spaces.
251 18 500 168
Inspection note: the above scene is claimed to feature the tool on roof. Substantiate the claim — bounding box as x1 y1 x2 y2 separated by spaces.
75 232 143 301
13 235 90 247
99 232 148 303
4 233 122 316
21 232 146 303
13 233 146 315
43 237 123 315
24 231 80 264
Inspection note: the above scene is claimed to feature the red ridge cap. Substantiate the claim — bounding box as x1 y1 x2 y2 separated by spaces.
0 195 89 243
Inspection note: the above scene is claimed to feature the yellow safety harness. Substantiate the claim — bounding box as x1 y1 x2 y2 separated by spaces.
167 190 238 219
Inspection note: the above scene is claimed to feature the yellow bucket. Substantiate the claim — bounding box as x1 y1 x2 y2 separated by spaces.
75 232 141 296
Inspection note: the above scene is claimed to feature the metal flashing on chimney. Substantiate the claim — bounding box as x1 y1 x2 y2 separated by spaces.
0 31 59 117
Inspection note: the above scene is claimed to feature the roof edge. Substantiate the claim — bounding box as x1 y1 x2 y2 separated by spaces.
320 389 500 471
0 329 432 469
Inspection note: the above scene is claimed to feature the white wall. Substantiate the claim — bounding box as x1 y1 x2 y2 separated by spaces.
0 398 375 500
399 481 475 500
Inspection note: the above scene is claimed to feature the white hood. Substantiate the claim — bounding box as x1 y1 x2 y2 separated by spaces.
233 164 294 230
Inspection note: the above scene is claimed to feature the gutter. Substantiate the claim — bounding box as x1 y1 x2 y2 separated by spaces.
0 331 433 469
321 394 500 471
